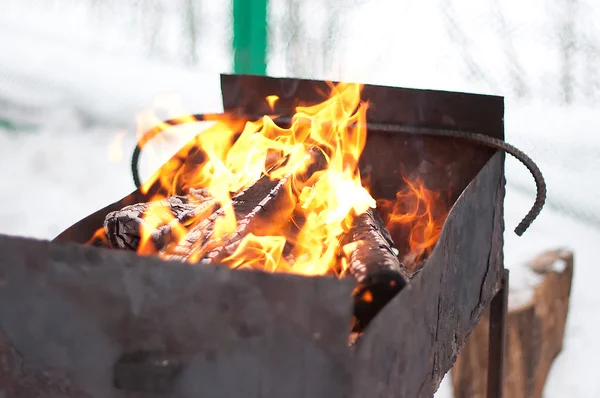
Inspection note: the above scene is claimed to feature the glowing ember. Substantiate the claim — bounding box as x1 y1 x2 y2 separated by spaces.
106 83 448 277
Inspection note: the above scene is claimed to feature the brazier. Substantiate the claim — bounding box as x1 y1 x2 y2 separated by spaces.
0 74 507 398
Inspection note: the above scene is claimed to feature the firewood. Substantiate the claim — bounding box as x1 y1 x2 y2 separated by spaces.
343 208 409 332
103 188 215 252
200 168 299 264
163 148 327 264
451 248 574 398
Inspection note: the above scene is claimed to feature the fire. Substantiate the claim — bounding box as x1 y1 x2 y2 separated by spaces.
137 196 189 255
135 93 226 196
223 233 287 272
376 178 449 269
266 95 279 110
116 83 447 277
86 226 109 247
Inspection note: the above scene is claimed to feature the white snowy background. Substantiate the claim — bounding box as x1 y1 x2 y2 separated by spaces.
1 0 599 396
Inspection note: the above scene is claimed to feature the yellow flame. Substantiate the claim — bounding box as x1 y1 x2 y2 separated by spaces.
137 197 188 255
223 233 288 273
119 82 445 277
266 95 279 111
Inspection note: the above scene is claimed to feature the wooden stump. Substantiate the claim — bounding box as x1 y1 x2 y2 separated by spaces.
451 248 574 398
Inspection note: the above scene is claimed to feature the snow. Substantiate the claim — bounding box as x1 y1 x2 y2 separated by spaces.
1 0 600 396
506 265 541 311
549 252 570 273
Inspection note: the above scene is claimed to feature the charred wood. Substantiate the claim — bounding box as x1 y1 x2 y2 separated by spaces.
104 188 214 252
105 152 290 255
163 149 327 264
201 172 297 264
161 173 294 262
344 208 409 332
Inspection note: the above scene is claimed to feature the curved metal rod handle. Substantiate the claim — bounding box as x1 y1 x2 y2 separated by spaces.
131 113 546 236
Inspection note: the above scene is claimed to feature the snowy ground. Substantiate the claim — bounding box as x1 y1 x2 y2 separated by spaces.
1 0 600 396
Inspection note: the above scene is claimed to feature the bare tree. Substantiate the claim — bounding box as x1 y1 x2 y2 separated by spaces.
440 0 501 93
578 2 599 104
141 0 166 61
277 0 373 79
319 0 370 79
320 0 342 77
490 0 530 99
183 0 200 66
283 0 304 77
554 0 578 104
582 37 600 103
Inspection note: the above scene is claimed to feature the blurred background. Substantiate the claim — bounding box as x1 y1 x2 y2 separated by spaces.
0 0 598 396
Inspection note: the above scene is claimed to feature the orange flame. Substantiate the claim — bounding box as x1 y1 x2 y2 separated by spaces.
376 178 449 268
86 227 109 247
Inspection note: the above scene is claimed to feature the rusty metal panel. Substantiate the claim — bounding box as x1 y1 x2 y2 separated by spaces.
0 236 354 398
219 74 504 140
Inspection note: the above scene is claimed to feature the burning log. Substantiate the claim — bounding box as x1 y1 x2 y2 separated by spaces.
199 174 297 265
103 188 215 252
159 179 274 262
105 151 291 255
343 208 409 332
163 148 327 264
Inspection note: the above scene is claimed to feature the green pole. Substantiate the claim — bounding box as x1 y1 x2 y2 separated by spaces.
233 0 268 75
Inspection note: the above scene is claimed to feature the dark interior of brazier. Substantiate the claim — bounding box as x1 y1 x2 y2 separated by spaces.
74 82 496 341
354 130 493 335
